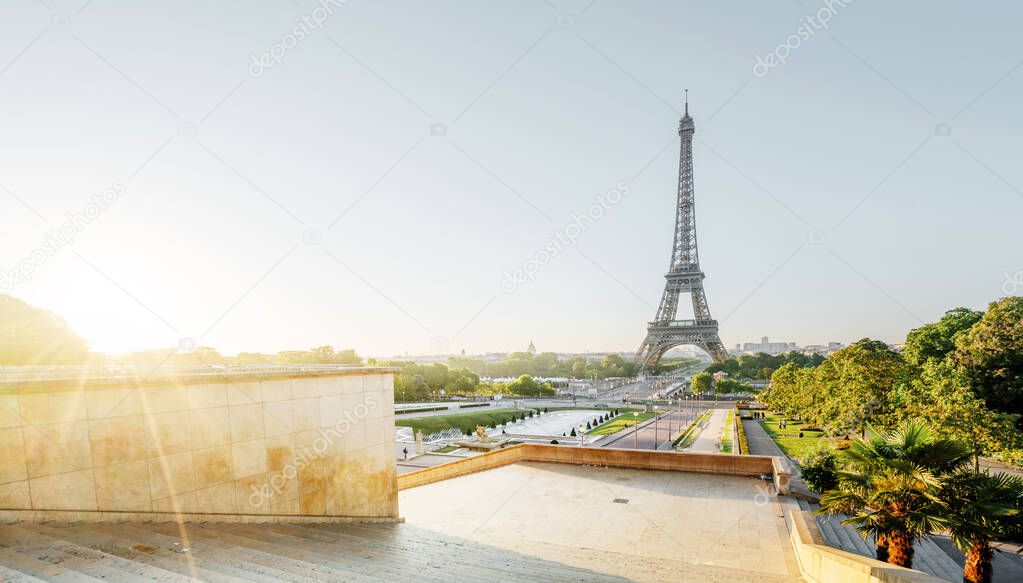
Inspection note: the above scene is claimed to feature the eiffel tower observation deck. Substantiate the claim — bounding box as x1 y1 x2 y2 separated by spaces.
635 91 728 370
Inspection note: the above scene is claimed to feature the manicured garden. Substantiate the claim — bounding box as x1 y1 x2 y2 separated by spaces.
674 410 710 448
395 408 535 435
719 410 734 453
759 411 832 459
586 411 657 436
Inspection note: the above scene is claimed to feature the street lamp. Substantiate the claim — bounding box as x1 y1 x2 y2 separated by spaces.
633 412 640 449
653 408 658 450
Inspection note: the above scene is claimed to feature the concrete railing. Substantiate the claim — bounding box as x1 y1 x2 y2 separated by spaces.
786 510 950 583
398 444 791 492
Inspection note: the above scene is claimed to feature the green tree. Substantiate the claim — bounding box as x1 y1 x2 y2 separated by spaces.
897 360 1022 467
691 372 713 395
938 470 1023 583
818 421 972 568
0 296 89 364
506 374 554 396
811 339 910 436
954 297 1023 421
903 307 982 367
799 447 838 494
715 378 744 394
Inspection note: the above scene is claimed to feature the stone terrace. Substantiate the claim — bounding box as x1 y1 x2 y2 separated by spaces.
0 462 802 582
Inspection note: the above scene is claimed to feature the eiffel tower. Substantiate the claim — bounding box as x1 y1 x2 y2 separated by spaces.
635 91 728 371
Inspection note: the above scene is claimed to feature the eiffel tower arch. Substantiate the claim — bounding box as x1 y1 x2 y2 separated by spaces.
635 92 728 371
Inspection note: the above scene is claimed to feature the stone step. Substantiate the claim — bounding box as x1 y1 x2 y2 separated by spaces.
33 523 244 583
236 522 555 582
232 524 474 582
103 522 314 583
144 523 332 583
0 525 170 583
913 537 963 582
286 521 631 582
0 563 50 583
815 513 862 555
931 536 1023 583
0 546 100 583
174 523 392 582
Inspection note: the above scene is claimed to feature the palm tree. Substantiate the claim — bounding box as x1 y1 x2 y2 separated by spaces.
818 420 972 568
939 470 1023 583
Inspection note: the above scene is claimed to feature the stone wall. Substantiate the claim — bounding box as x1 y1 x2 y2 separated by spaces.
398 443 787 491
786 510 949 583
0 368 398 523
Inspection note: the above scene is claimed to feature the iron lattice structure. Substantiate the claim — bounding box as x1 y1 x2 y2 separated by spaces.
635 94 728 370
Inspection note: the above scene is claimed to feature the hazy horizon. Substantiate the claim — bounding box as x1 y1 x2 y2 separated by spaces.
2 1 1021 357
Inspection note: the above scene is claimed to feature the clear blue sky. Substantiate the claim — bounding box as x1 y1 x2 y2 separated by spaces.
1 1 1021 357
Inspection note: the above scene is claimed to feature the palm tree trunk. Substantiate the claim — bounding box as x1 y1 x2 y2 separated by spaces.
887 530 914 568
963 539 992 583
874 533 889 563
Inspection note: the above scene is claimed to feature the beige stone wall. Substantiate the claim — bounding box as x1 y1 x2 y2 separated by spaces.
397 443 782 490
786 510 948 583
0 369 397 522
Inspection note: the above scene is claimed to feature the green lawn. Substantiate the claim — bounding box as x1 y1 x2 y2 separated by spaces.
432 445 461 453
760 412 832 459
587 411 658 435
674 411 710 448
395 409 534 435
720 410 734 453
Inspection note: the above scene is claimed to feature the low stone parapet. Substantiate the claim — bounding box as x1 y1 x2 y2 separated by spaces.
397 443 786 491
786 510 950 583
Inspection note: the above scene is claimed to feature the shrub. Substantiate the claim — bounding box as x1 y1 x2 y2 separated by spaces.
799 447 839 493
570 428 577 437
586 421 592 430
550 439 559 444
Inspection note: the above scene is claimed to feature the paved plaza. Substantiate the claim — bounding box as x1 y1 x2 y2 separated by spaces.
400 461 801 582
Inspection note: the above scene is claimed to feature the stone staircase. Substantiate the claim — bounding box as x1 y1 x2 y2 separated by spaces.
930 535 1023 583
795 498 962 582
0 521 634 582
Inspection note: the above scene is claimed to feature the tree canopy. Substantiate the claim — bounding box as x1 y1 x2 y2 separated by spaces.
706 351 824 380
0 295 89 365
904 307 983 367
953 297 1023 421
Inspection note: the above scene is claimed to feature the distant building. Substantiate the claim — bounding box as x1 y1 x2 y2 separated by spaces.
799 342 845 356
527 340 536 355
738 336 797 356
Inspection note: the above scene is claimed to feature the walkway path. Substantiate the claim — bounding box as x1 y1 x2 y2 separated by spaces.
688 408 726 452
741 417 785 457
742 418 810 494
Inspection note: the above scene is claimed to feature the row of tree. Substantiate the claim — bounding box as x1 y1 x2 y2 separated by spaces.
445 352 640 380
690 371 756 395
705 350 825 380
764 297 1023 464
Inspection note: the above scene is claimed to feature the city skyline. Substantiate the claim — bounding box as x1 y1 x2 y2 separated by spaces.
2 2 1021 358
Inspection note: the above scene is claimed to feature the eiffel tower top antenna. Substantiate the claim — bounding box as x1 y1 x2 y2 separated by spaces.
684 88 688 115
